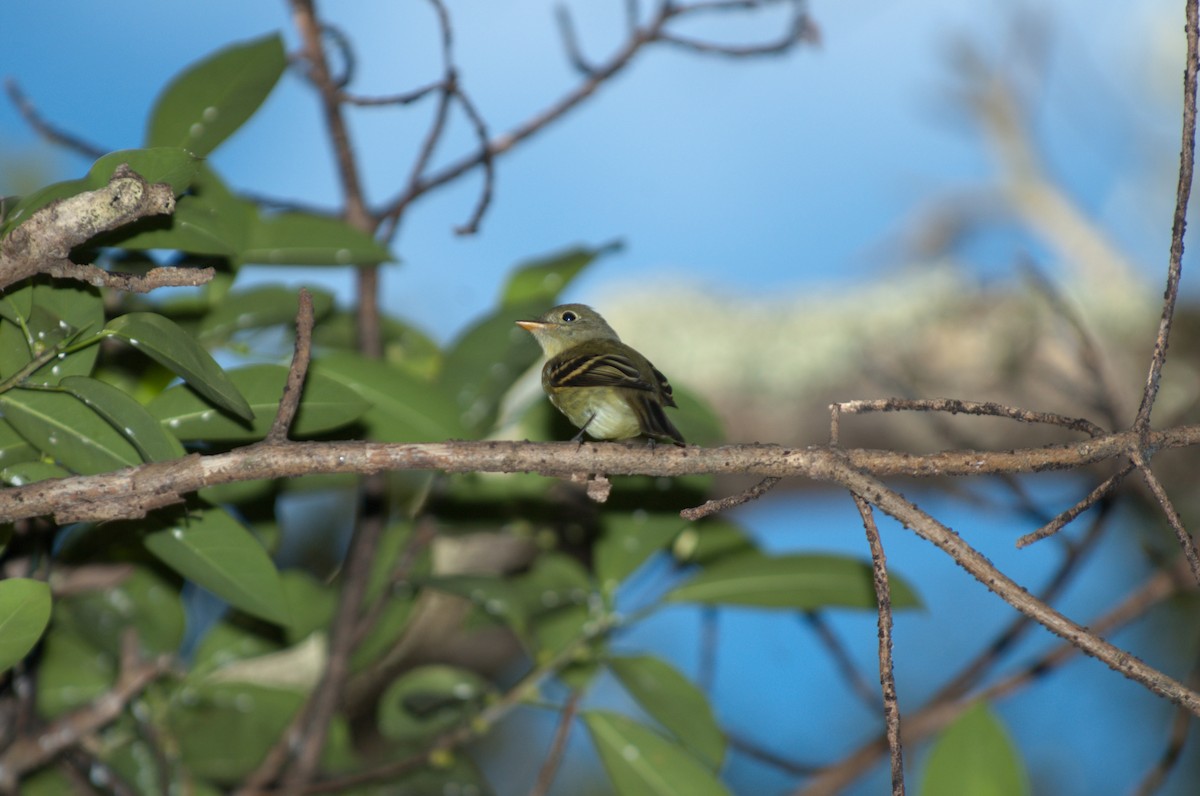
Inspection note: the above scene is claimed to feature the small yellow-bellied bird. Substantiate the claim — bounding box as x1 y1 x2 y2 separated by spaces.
517 304 685 446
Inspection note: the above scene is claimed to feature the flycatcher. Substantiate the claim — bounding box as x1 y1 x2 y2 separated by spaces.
516 304 685 445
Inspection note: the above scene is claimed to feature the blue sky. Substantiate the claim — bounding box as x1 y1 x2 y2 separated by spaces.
3 2 1196 794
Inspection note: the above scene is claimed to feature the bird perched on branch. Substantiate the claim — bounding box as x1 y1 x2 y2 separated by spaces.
516 303 685 446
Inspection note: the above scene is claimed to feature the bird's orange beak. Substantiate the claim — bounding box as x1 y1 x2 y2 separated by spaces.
515 320 545 332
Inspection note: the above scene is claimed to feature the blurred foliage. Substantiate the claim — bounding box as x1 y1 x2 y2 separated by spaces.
0 31 941 796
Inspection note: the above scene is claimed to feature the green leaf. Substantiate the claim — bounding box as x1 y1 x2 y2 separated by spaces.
439 301 545 436
168 683 304 782
148 363 369 441
0 279 103 386
501 242 620 307
665 553 922 611
60 376 185 462
88 147 201 194
921 701 1029 796
243 212 395 266
54 566 185 658
595 512 688 597
144 504 290 626
1 461 71 487
311 351 466 442
104 165 255 257
671 519 758 566
280 571 337 647
1 389 142 474
147 34 286 156
0 419 37 469
0 578 52 672
608 655 725 770
198 285 335 342
1 149 199 236
190 620 282 681
106 312 253 421
377 665 492 742
36 626 115 718
584 710 732 796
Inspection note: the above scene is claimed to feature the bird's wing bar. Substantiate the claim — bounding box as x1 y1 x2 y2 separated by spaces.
547 351 656 392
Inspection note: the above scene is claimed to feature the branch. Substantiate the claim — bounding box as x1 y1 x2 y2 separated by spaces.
0 632 173 792
8 426 1200 526
853 495 905 795
1134 0 1199 431
4 78 106 160
0 165 183 292
265 289 316 444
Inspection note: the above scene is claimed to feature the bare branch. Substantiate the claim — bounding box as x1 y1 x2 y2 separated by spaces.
853 495 905 796
9 426 1200 526
1017 461 1133 548
529 691 582 796
265 289 316 444
1134 0 1199 431
0 165 177 291
830 397 1105 444
4 78 106 159
681 476 781 519
0 631 174 791
1133 454 1200 583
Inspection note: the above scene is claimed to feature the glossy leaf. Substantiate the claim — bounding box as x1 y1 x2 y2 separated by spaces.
144 504 290 626
36 626 115 718
0 279 103 386
88 147 201 194
0 578 52 673
168 683 304 782
921 701 1029 796
0 420 37 470
148 363 369 441
311 351 465 442
671 519 758 566
608 655 725 770
1 461 71 486
440 301 545 436
595 512 688 597
105 165 255 257
585 710 732 796
147 34 286 156
198 285 335 342
501 242 619 307
377 665 492 742
418 574 529 637
665 552 922 611
1 389 142 473
106 312 253 421
243 212 395 266
1 148 199 235
60 376 185 461
54 566 185 657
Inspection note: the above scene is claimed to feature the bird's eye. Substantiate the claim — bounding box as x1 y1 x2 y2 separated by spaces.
561 311 577 322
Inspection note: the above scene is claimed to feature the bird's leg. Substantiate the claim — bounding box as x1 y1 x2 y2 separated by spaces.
572 413 597 446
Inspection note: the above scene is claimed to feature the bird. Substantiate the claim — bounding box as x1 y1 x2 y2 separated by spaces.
516 303 685 446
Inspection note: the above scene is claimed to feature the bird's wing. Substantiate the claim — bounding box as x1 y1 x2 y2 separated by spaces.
546 350 656 392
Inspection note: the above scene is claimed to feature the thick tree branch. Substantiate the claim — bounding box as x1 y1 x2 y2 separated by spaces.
0 165 188 292
6 425 1200 526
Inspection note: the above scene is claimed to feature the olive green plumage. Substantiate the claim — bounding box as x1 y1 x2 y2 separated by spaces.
516 304 685 445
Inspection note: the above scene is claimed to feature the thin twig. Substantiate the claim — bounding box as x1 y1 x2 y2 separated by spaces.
529 691 582 796
451 88 494 235
0 631 173 792
803 612 880 713
853 495 905 796
1017 461 1133 548
727 733 821 776
681 476 781 519
265 289 315 444
1132 650 1200 796
1134 0 1199 432
1133 454 1200 583
831 397 1105 444
555 5 598 76
4 78 107 159
795 562 1186 796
